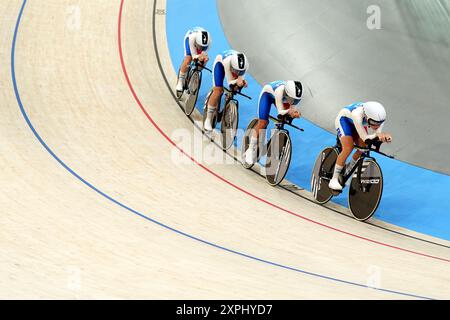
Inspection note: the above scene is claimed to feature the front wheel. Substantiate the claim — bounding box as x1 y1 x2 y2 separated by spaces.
311 147 339 204
348 159 383 221
220 100 239 150
184 70 201 116
265 131 292 186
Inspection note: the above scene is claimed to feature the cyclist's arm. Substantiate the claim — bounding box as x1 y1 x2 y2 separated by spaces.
188 35 202 60
351 109 377 141
274 86 289 116
224 60 238 86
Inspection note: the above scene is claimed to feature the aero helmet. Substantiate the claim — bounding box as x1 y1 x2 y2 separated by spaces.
230 52 249 76
364 101 386 126
195 30 211 50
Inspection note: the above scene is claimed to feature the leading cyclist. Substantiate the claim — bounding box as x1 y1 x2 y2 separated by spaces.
329 101 393 191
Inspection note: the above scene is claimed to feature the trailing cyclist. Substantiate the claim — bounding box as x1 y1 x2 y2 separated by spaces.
176 27 212 95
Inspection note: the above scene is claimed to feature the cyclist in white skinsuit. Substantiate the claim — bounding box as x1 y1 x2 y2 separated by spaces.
176 27 212 93
329 101 393 191
204 50 249 131
244 80 302 165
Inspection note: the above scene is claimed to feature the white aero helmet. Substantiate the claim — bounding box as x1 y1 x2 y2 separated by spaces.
364 101 386 126
230 52 249 76
285 81 303 102
195 29 211 50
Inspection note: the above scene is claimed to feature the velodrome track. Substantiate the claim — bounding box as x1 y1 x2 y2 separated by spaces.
1 0 449 299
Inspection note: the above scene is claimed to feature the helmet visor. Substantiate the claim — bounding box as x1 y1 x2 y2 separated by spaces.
368 119 385 127
286 96 301 105
195 43 208 51
231 67 246 76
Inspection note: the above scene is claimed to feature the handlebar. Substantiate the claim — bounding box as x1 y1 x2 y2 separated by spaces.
269 115 304 132
223 85 252 100
193 60 212 73
354 137 395 159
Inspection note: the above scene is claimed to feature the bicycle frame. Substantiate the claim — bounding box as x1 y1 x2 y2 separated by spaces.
335 138 394 187
185 61 211 87
217 86 251 120
269 115 304 132
263 115 304 158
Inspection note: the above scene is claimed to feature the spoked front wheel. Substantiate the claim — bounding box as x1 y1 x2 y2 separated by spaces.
265 131 292 186
220 100 239 150
184 70 201 116
348 159 383 221
311 147 339 204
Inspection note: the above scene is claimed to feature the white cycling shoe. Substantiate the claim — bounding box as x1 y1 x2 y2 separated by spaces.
204 117 213 132
176 80 184 92
245 145 257 165
329 178 343 191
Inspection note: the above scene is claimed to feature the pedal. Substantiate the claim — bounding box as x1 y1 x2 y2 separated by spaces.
330 189 342 196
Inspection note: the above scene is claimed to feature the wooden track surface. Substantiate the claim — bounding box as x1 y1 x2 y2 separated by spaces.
0 0 448 299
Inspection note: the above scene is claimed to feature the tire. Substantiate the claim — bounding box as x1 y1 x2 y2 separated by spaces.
311 147 339 204
241 119 259 169
348 159 383 221
220 100 239 150
184 70 201 116
265 131 292 186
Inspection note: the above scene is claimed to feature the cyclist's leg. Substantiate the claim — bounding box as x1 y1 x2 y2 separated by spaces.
177 37 193 91
181 36 192 72
209 61 225 107
244 93 272 164
346 132 365 170
253 92 272 139
204 62 224 130
330 117 355 190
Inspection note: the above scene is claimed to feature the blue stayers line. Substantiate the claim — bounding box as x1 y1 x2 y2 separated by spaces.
9 0 432 300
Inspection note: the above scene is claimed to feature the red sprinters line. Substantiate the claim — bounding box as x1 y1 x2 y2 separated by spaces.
118 0 450 263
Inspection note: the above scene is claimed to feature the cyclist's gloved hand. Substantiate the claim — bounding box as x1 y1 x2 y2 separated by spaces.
288 107 301 119
236 78 247 89
199 52 209 64
376 133 393 143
